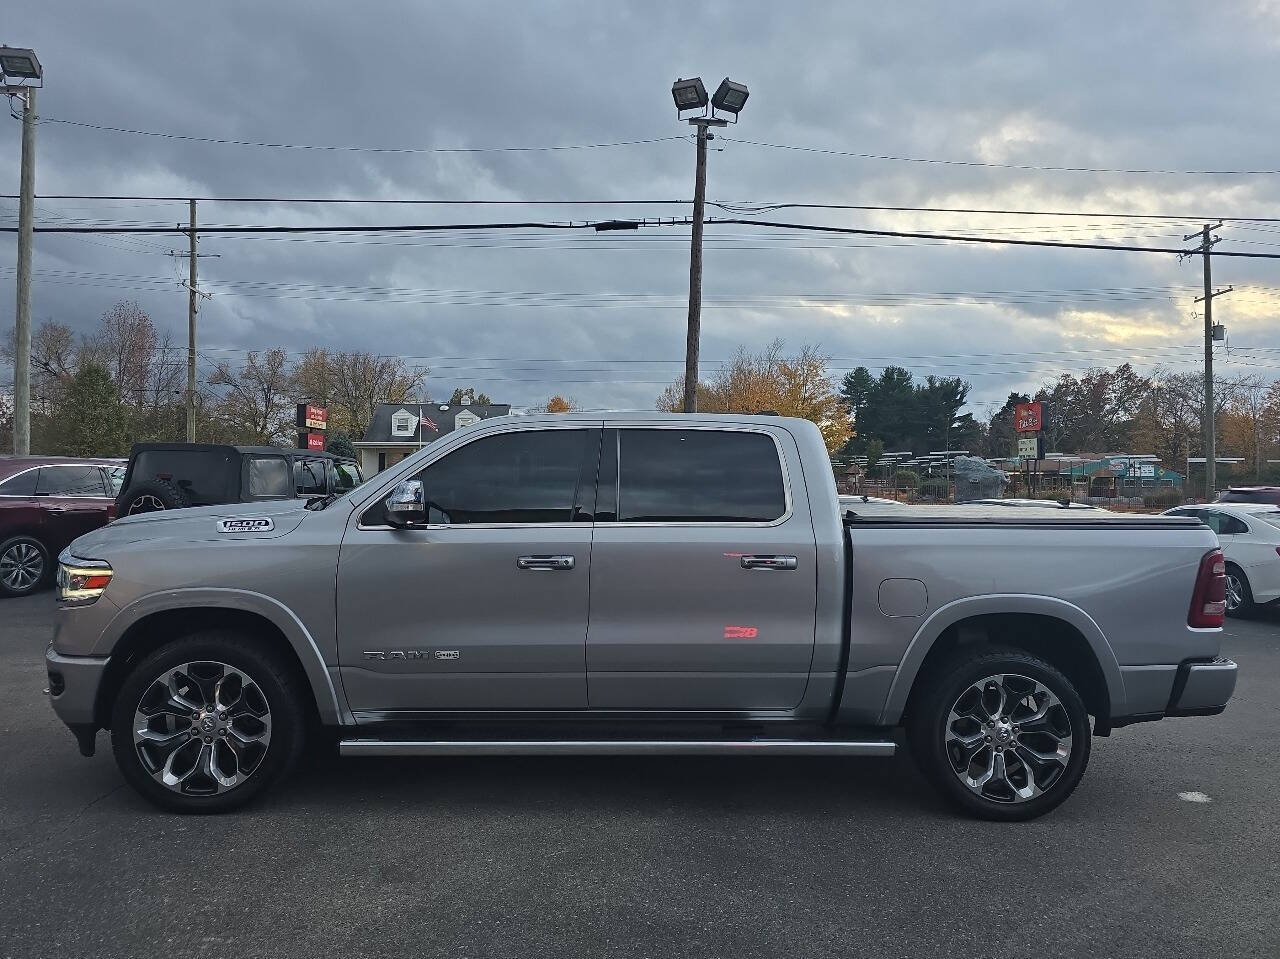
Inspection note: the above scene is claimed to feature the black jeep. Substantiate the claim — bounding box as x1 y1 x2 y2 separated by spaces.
115 443 364 516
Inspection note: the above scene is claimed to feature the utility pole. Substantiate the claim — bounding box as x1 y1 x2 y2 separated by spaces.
186 199 197 442
1185 223 1231 499
682 116 725 413
11 85 35 455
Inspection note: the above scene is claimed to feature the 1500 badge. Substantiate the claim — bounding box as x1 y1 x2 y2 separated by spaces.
216 517 274 533
364 650 461 661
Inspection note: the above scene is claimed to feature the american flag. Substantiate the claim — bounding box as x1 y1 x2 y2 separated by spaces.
420 414 439 432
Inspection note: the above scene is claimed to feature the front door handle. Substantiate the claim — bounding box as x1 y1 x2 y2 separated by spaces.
517 554 575 571
740 554 798 571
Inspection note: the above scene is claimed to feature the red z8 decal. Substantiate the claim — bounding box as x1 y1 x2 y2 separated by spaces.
724 625 758 639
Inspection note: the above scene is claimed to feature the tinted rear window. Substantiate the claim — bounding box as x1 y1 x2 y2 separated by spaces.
36 465 106 497
617 429 786 523
131 450 237 503
0 469 38 496
247 456 293 498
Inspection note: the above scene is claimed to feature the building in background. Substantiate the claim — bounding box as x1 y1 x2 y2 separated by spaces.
354 401 511 476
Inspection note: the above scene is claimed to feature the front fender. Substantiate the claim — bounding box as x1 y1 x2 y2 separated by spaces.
877 593 1127 726
98 587 348 725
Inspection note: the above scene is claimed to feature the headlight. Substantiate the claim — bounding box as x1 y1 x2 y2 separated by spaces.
57 560 113 604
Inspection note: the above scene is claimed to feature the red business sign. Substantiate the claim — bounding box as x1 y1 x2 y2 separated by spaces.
297 403 328 431
1015 401 1043 433
306 431 325 450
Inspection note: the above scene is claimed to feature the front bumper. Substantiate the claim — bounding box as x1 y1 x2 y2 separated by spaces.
1167 657 1238 717
45 645 109 755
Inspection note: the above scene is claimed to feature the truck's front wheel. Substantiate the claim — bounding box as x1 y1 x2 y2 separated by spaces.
110 632 306 813
908 648 1091 821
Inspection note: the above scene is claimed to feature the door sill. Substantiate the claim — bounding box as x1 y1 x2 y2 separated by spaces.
339 738 895 757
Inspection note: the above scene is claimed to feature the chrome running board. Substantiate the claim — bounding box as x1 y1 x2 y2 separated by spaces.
339 738 896 757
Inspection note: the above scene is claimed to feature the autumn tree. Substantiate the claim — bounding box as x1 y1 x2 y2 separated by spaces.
656 340 852 452
540 395 575 413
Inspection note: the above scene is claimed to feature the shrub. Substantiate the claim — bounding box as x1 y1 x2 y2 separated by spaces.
893 469 920 489
918 479 950 500
1143 489 1183 510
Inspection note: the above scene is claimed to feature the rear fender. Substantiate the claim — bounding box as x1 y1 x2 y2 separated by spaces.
878 594 1126 725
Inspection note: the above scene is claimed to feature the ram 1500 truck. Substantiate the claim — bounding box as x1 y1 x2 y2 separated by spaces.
45 413 1238 820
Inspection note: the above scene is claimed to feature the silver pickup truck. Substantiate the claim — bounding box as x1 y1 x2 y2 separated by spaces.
45 413 1237 820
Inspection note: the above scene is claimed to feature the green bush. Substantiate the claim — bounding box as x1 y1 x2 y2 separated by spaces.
918 479 950 500
1143 489 1183 510
893 469 920 489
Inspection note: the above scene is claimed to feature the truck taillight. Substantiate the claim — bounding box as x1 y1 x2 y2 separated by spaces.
1188 549 1227 628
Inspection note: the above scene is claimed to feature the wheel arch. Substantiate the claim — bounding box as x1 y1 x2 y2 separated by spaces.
882 595 1124 731
94 590 346 729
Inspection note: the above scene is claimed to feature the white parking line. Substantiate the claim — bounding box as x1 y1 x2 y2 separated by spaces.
1178 790 1212 803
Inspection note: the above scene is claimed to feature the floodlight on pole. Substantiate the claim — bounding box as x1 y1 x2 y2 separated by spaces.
710 77 749 117
0 46 41 81
3 43 40 456
673 74 749 413
671 77 708 113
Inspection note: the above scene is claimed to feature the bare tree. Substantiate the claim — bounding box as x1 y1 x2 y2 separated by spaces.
208 349 296 444
327 352 427 439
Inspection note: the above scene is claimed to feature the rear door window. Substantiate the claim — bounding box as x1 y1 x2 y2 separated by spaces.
0 469 39 496
35 465 108 497
614 429 786 523
246 456 293 498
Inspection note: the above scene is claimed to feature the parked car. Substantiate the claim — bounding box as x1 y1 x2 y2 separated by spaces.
0 457 121 598
47 413 1235 820
1216 487 1280 506
115 443 363 515
1164 501 1280 615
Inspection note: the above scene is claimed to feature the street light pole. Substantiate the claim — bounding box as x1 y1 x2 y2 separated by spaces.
671 76 748 414
682 116 724 413
12 85 35 455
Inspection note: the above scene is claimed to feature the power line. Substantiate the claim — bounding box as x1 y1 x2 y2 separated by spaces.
12 194 1280 223
30 116 685 154
9 215 1280 258
720 136 1280 176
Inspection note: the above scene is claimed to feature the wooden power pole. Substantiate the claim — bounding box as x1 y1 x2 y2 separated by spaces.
1186 223 1231 499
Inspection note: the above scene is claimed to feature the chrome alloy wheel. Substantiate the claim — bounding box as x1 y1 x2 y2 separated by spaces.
1225 572 1245 612
132 661 272 796
944 673 1073 804
0 541 44 592
128 494 166 515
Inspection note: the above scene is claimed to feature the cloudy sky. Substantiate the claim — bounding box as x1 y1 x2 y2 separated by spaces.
5 0 1280 417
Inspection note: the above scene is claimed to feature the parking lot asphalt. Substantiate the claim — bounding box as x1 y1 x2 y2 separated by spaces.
2 593 1278 959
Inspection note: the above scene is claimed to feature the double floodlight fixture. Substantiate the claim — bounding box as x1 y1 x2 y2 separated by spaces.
672 75 749 121
0 46 42 83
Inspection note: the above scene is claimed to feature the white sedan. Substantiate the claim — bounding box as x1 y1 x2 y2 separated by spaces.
1164 502 1280 615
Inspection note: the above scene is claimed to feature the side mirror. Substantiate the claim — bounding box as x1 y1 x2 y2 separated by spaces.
384 479 426 527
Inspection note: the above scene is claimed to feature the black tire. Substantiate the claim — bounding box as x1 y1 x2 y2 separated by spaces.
907 647 1091 822
110 631 307 813
1225 564 1255 618
120 478 191 515
0 534 51 598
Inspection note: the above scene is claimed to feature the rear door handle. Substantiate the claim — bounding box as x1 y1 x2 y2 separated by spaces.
517 554 575 571
740 554 798 571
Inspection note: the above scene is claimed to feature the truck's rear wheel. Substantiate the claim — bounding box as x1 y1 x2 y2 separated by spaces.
110 632 306 813
908 648 1091 821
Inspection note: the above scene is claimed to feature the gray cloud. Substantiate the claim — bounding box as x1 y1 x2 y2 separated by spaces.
4 0 1280 416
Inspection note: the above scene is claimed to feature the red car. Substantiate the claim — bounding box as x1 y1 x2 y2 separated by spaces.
0 456 124 598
